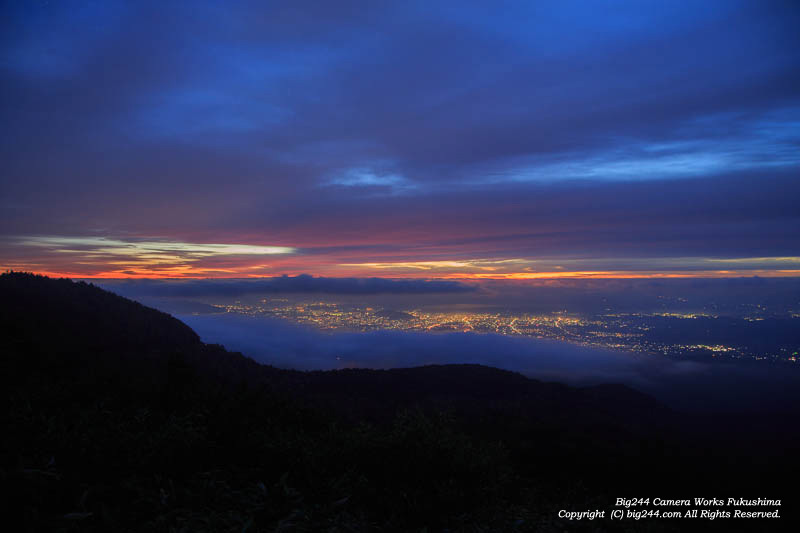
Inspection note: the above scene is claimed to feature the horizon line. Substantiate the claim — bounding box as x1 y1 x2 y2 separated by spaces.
7 269 800 282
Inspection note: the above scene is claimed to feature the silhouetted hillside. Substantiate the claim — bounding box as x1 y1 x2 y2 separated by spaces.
1 273 794 532
1 272 200 351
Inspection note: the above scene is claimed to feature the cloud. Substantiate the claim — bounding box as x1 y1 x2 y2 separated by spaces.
1 1 799 275
6 236 295 277
20 236 294 256
176 312 800 414
98 274 476 298
178 312 667 383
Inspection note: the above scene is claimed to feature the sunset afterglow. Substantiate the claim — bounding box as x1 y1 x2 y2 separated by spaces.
4 235 800 279
1 1 798 280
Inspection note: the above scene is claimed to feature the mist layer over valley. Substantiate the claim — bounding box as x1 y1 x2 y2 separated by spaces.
100 276 800 414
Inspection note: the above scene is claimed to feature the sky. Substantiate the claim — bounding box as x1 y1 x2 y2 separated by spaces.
2 0 799 279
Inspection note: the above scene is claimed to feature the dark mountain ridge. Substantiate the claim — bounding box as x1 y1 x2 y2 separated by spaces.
1 272 660 422
1 272 794 532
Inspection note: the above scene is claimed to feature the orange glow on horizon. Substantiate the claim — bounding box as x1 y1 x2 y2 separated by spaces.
11 268 800 281
438 270 800 280
6 235 800 281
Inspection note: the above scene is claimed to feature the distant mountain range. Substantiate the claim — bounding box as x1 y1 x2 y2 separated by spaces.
1 272 794 531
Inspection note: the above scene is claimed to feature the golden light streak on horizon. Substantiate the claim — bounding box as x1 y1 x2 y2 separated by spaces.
439 270 800 280
6 268 800 280
5 238 800 280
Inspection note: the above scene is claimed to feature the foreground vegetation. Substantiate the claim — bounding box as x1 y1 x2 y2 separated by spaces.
1 273 795 531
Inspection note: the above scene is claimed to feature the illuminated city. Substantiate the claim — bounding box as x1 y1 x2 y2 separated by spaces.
211 297 799 364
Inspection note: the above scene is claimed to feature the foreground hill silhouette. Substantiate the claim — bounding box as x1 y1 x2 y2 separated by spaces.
1 272 795 532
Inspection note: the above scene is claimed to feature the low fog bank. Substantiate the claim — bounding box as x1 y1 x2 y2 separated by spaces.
97 276 800 317
97 275 474 299
177 313 800 414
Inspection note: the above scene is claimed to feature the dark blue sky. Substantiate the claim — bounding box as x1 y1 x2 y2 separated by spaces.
1 0 799 278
